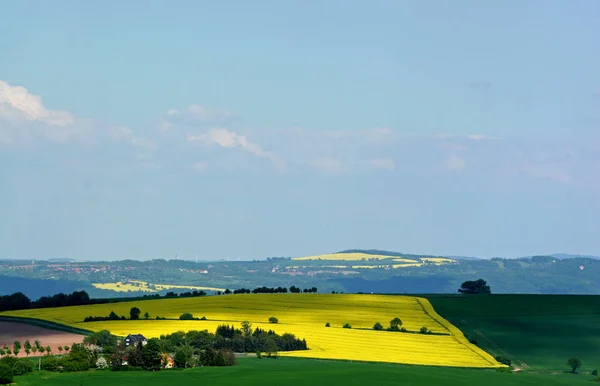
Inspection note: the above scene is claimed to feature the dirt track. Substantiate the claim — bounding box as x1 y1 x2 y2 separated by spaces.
0 321 85 357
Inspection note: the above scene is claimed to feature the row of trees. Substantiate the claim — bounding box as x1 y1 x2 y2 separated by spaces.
227 286 318 294
0 291 91 312
1 288 209 313
0 340 67 357
84 307 157 322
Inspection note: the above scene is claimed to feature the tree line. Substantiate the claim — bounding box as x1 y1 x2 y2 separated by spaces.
0 289 207 313
227 286 318 294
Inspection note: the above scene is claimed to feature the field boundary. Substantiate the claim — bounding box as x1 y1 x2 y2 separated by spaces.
415 298 503 368
0 315 93 336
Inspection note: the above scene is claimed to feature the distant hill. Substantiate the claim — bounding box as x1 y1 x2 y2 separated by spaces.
0 276 90 299
336 249 479 261
550 253 600 260
518 253 600 260
443 255 482 261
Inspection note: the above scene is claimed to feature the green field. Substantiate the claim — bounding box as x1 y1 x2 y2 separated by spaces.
425 294 600 372
10 357 598 386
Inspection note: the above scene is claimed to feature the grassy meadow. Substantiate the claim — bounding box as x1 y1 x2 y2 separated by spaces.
425 294 600 372
13 357 596 386
0 294 501 368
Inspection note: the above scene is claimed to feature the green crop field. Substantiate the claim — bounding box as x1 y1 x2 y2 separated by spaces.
424 294 600 372
10 357 597 386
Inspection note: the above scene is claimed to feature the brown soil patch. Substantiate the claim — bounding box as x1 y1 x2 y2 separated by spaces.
0 321 85 357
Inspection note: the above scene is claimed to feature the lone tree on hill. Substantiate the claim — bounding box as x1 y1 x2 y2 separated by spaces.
567 357 582 373
130 307 141 320
458 279 491 294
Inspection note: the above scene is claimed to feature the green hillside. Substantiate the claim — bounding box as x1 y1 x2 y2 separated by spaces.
425 294 600 371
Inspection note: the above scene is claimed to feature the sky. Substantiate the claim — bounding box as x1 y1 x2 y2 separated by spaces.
1 0 599 261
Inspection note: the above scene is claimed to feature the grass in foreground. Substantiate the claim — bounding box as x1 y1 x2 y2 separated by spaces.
425 294 600 372
13 357 597 386
1 294 500 368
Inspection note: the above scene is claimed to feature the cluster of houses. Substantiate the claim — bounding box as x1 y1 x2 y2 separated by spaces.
122 334 174 369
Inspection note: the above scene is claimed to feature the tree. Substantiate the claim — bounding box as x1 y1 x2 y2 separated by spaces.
13 341 21 356
34 340 41 351
64 345 70 352
141 339 163 371
567 357 582 373
96 357 109 369
180 312 195 320
173 346 193 368
23 340 31 354
268 316 278 324
390 318 403 329
0 349 4 357
38 347 45 355
144 312 150 320
130 307 141 320
241 321 253 337
458 279 491 294
373 322 384 331
24 348 30 356
45 346 51 355
58 346 63 353
0 363 14 385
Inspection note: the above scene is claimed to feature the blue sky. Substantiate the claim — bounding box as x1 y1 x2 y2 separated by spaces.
1 0 599 260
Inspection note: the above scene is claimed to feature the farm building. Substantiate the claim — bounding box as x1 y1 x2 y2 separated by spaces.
124 333 147 346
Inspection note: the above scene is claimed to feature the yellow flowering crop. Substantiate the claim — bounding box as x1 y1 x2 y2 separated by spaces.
92 282 225 293
1 294 503 368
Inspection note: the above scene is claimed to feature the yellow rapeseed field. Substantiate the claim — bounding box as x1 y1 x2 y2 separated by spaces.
292 253 418 263
1 294 502 368
92 281 225 293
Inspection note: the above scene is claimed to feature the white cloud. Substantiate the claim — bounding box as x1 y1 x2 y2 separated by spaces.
0 80 153 149
443 155 466 172
467 134 487 140
187 128 284 169
0 80 74 127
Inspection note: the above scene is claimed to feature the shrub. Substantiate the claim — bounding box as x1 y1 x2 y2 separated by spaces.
593 370 598 376
373 322 384 331
180 312 195 320
12 359 33 375
268 317 278 324
42 355 61 371
469 339 478 345
200 316 207 320
96 357 109 370
419 327 429 334
342 323 352 329
199 348 236 367
0 364 13 385
496 367 512 373
325 322 330 327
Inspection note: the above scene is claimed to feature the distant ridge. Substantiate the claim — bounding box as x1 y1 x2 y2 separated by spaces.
550 253 599 260
335 249 465 260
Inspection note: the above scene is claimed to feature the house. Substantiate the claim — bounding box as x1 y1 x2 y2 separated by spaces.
162 353 174 369
124 334 147 347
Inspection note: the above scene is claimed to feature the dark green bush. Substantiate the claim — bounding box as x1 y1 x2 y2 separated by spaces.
593 370 598 376
268 317 278 324
0 364 13 385
179 312 195 320
342 323 352 329
325 322 330 327
42 355 61 371
12 359 33 375
495 356 512 367
373 322 384 330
